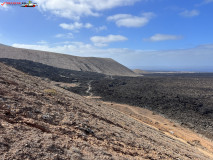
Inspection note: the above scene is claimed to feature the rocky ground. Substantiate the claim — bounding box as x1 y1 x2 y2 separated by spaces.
0 63 212 159
101 101 213 159
1 59 213 143
91 75 213 140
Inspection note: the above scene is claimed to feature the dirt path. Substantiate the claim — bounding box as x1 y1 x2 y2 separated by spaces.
86 80 93 97
85 81 102 99
98 101 213 159
1 62 212 160
84 82 213 158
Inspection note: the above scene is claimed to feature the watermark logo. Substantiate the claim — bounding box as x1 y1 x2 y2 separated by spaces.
21 0 38 7
1 0 38 7
1 2 6 6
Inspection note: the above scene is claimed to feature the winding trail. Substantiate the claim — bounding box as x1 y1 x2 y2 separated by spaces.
86 80 93 97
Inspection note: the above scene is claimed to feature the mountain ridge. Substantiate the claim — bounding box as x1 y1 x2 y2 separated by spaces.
0 44 136 76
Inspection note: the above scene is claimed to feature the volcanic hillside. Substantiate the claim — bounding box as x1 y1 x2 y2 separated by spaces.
0 44 136 76
0 62 212 159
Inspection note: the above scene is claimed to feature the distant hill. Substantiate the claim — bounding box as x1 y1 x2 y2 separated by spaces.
132 69 147 75
0 44 136 76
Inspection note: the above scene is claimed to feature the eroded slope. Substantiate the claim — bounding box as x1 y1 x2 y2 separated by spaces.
0 44 136 76
0 63 210 159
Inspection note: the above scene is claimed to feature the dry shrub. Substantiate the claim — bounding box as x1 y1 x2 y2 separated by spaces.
43 89 57 96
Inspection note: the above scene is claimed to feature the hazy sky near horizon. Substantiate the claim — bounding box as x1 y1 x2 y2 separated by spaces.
0 0 213 70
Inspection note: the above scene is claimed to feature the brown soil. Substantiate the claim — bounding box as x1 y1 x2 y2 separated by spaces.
0 62 212 160
100 101 213 159
50 81 80 88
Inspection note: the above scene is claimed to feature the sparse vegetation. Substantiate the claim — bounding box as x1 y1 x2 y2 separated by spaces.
1 61 213 159
43 89 57 96
1 58 213 140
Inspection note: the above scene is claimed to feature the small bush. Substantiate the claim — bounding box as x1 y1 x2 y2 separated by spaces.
44 89 57 96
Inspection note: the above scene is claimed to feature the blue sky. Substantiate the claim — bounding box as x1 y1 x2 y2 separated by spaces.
0 0 213 71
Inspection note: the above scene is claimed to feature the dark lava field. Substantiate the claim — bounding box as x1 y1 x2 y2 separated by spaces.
91 75 213 140
1 58 213 140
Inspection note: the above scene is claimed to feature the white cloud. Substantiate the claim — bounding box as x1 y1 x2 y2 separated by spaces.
179 10 200 17
55 33 74 39
196 0 213 6
144 34 183 42
11 43 213 69
90 34 127 47
197 44 213 49
204 0 213 3
85 23 93 29
107 12 155 27
12 42 91 56
95 26 107 32
59 22 93 31
37 40 48 44
11 42 125 57
37 0 140 20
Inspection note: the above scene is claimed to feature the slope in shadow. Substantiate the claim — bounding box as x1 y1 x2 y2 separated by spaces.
0 58 105 95
0 44 136 76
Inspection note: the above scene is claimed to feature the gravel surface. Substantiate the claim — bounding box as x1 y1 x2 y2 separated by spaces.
0 63 211 159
